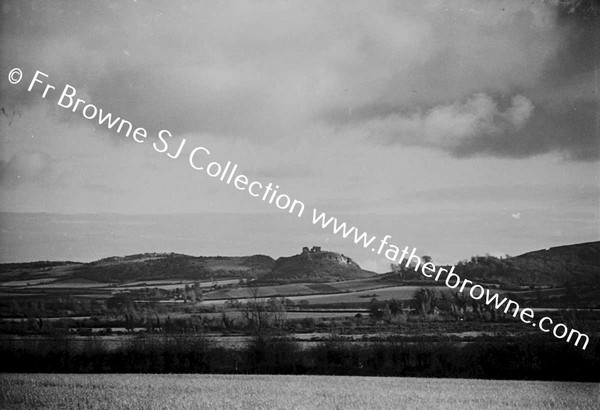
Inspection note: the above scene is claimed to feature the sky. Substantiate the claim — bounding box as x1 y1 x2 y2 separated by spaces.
0 0 598 271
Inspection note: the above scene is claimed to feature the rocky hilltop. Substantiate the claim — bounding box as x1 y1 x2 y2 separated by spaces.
258 246 375 284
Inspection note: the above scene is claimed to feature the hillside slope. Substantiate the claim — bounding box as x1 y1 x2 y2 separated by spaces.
74 253 275 283
0 253 275 284
452 241 600 287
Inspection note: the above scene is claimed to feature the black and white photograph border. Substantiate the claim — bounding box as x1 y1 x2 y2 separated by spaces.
0 1 599 409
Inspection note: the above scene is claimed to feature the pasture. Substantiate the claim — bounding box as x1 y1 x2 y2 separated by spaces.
1 374 597 409
201 285 446 306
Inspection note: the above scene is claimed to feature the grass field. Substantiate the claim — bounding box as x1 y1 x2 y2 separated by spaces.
1 374 597 409
200 284 512 306
201 285 441 306
331 278 400 292
203 283 343 300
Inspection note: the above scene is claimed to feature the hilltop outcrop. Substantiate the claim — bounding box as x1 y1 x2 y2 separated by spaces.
257 246 375 284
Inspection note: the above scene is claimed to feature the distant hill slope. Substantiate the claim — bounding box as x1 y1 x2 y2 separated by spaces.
73 253 275 283
452 241 600 287
258 248 376 284
0 253 275 284
516 242 599 267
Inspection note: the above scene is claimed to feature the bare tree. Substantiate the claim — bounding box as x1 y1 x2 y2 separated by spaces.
412 288 438 315
267 297 287 329
242 286 272 335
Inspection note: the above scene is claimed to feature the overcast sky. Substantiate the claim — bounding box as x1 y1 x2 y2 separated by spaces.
0 0 598 269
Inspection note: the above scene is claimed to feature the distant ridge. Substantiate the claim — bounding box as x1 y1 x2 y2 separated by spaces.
450 241 600 287
1 248 378 285
0 253 275 283
1 242 598 287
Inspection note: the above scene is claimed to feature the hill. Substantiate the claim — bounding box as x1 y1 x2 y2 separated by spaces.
257 247 376 284
452 241 600 288
2 241 598 288
76 253 276 283
0 253 275 284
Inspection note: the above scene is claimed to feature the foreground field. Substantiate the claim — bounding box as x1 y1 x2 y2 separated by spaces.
1 374 598 409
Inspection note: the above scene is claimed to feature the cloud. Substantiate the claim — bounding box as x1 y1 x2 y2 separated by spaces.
316 1 598 161
0 151 53 186
81 183 121 195
502 95 535 128
0 0 597 163
451 98 598 160
351 93 535 150
253 163 314 179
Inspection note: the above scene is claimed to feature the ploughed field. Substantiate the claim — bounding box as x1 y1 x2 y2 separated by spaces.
1 374 598 409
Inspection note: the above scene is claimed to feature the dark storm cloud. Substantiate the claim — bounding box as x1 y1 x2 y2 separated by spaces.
448 99 599 161
0 0 597 159
322 1 600 161
456 3 600 162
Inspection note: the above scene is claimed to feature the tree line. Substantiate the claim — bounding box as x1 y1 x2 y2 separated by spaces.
1 333 598 381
